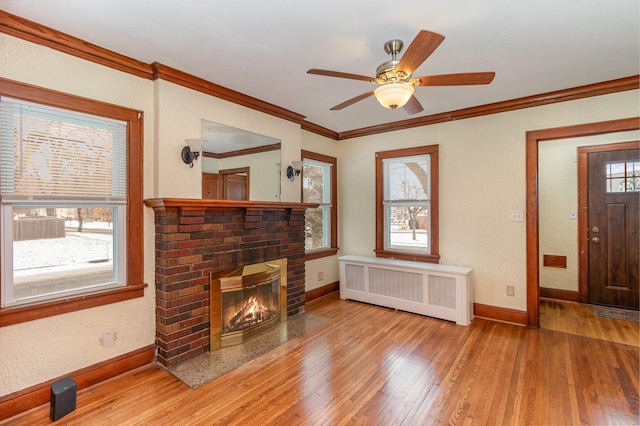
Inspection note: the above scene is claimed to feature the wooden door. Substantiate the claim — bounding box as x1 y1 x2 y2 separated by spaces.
202 173 221 199
587 147 639 309
223 174 248 200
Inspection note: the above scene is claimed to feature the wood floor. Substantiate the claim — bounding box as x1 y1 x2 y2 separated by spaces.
6 293 640 425
540 298 640 347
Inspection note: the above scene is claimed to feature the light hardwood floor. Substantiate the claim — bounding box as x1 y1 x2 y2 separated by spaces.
540 298 640 347
6 293 640 425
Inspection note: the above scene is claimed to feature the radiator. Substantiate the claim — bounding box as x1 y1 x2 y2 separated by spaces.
339 255 473 325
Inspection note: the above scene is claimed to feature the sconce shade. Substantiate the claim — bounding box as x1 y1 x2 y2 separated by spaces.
374 83 415 109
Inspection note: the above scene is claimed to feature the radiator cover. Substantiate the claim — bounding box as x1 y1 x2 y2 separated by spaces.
339 255 473 325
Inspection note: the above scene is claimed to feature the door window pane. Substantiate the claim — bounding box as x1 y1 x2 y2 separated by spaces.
605 161 640 192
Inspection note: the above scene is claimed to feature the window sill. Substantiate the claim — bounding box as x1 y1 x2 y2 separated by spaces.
304 248 338 262
375 250 440 264
0 283 147 327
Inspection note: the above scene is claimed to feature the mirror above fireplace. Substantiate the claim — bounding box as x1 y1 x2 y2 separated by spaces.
200 120 282 202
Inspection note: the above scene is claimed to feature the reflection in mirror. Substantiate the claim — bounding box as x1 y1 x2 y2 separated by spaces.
200 120 281 201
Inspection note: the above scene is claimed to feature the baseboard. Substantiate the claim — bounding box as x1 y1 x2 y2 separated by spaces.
0 344 155 422
540 287 580 302
473 303 527 326
305 281 339 303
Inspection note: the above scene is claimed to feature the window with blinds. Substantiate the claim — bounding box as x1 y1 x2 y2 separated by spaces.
0 97 128 307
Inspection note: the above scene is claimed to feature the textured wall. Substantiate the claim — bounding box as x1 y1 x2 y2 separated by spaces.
0 34 157 397
338 91 640 311
538 130 640 291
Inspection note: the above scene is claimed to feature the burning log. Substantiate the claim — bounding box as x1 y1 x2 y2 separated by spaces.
229 296 267 329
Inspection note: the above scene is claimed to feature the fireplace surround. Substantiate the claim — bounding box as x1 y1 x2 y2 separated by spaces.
210 258 287 350
144 198 313 367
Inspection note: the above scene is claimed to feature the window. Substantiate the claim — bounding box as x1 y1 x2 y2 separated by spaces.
302 150 337 260
375 145 439 263
0 78 144 326
605 161 640 192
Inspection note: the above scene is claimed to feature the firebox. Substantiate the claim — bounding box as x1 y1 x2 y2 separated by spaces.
210 259 288 350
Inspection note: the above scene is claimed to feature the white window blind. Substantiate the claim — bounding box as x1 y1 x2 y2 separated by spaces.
0 97 127 200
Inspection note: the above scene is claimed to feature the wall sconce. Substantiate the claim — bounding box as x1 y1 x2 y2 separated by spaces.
286 161 303 181
182 139 202 168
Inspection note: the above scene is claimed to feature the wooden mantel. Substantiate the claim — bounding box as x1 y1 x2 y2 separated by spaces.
144 198 318 211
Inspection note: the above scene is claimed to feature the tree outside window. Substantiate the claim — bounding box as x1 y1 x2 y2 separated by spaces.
376 145 439 263
302 151 337 260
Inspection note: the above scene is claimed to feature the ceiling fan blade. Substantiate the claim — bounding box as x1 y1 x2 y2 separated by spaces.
415 72 496 86
330 91 375 110
397 30 445 76
403 95 424 115
307 68 374 82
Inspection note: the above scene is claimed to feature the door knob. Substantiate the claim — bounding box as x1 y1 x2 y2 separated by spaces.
591 226 599 233
591 237 600 243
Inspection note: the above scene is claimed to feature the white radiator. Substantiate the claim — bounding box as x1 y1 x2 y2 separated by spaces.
339 255 473 325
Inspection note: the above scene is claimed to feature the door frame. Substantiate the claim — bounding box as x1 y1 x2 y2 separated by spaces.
525 117 639 327
577 141 640 303
220 167 250 200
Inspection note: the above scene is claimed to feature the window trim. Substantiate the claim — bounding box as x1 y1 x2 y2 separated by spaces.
301 150 337 261
375 145 439 263
0 77 145 327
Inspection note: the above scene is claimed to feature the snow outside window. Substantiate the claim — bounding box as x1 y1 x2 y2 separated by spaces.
0 97 127 307
303 158 332 251
382 154 431 254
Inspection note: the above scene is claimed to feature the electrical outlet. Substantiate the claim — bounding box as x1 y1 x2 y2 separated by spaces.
318 272 324 281
506 285 515 297
509 210 524 222
100 330 117 347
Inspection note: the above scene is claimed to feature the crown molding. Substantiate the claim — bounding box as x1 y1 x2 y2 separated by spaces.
202 142 281 159
150 62 306 125
2 10 637 141
0 10 153 79
337 75 640 140
301 121 340 140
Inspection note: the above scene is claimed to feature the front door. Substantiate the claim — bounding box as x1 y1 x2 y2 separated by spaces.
587 146 639 309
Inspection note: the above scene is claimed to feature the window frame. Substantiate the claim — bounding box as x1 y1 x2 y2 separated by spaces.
0 78 145 327
301 150 337 261
375 145 439 263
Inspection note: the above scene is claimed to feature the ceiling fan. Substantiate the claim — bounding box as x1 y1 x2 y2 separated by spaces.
308 30 495 115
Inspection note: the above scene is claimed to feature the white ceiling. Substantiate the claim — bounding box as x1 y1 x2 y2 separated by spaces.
1 0 638 134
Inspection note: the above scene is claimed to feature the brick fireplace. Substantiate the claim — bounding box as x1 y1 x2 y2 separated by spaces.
144 198 312 367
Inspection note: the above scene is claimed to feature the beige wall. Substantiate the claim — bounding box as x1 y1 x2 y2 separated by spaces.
155 80 302 201
0 30 638 398
0 34 157 396
539 130 639 291
338 90 639 311
0 33 306 397
301 130 340 292
202 150 282 201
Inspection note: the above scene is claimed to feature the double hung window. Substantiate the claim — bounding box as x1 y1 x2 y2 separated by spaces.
376 145 439 263
0 79 143 325
0 98 127 307
302 150 337 260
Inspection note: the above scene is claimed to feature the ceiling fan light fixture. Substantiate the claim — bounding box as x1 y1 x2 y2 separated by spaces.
374 83 414 110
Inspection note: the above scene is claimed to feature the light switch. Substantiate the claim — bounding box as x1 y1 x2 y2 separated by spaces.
569 210 577 219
